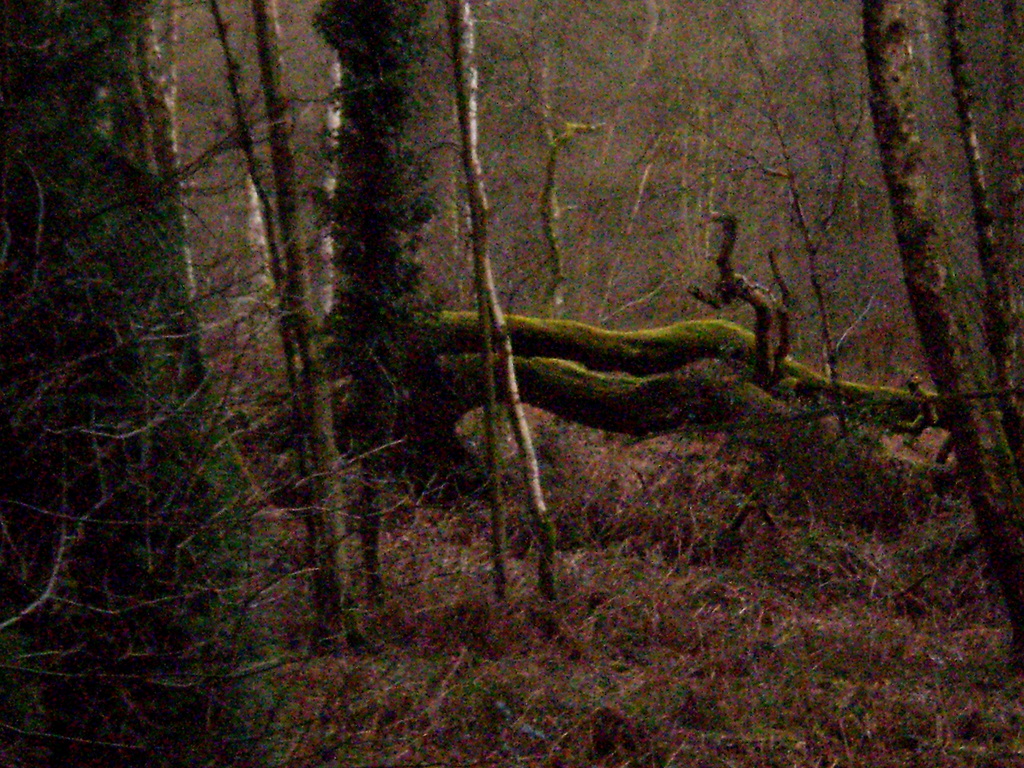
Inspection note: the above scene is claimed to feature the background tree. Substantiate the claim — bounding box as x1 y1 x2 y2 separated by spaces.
250 0 349 647
449 0 556 602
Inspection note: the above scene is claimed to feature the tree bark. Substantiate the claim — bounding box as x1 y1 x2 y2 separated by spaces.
250 0 348 647
316 0 434 604
1 3 248 761
944 0 1024 456
426 311 929 435
439 353 792 436
448 0 506 600
863 0 1024 667
450 0 555 602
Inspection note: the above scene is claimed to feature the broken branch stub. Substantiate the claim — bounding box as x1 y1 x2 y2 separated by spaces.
690 214 790 387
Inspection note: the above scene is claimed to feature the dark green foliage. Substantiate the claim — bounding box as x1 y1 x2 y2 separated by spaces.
315 0 449 595
315 0 438 454
0 3 247 764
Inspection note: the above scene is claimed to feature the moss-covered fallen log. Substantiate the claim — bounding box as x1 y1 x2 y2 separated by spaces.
427 311 937 435
429 310 757 376
440 356 789 436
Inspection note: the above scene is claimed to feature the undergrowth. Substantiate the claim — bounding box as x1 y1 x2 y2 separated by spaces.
246 413 1024 768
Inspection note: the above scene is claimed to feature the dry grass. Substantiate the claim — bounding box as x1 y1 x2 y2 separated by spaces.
244 417 1024 768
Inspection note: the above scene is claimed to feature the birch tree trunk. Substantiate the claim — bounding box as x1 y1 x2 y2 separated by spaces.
315 56 342 318
111 0 205 392
144 0 198 299
863 0 1024 666
448 0 507 600
450 0 556 602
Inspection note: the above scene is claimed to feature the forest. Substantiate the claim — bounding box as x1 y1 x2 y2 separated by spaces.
2 0 1024 765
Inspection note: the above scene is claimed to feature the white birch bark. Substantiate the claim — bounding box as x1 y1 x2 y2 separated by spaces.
450 0 556 601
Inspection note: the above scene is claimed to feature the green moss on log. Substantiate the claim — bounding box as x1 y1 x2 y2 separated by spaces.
428 311 935 434
430 311 756 375
440 355 790 436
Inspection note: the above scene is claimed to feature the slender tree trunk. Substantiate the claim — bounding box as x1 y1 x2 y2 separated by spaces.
315 56 342 318
245 172 272 273
450 0 556 602
539 120 598 320
863 0 1024 667
101 0 205 395
250 0 349 646
208 0 351 646
138 0 180 182
994 0 1022 261
538 50 566 320
144 0 197 299
993 0 1024 448
209 0 298 398
448 0 506 600
541 124 566 319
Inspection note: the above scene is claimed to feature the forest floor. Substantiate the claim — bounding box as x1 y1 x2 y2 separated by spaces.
245 417 1024 768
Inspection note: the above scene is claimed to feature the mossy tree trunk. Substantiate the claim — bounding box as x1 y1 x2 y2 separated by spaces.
423 311 927 438
863 0 1024 667
0 2 248 764
316 0 433 604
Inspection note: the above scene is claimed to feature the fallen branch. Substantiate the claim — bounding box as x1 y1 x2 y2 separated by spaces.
427 310 931 431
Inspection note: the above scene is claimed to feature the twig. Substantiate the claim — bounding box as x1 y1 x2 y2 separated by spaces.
835 294 877 358
0 718 145 751
891 535 981 603
0 524 70 632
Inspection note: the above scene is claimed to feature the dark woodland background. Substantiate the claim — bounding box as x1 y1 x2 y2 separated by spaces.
2 1 1024 766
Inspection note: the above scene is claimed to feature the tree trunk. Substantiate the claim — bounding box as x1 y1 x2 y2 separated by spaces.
250 0 349 647
316 0 434 603
213 0 347 644
448 0 507 600
315 55 342 318
1 3 248 762
863 0 1024 667
944 0 1024 455
450 0 556 602
421 310 927 437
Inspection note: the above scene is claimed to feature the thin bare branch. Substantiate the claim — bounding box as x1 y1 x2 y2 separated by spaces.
0 524 71 632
